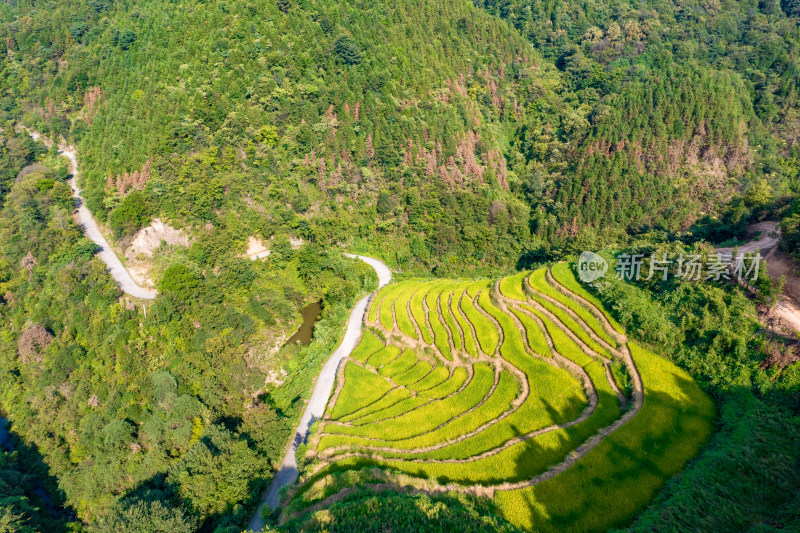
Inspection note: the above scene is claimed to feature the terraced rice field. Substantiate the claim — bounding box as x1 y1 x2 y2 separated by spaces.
286 264 715 532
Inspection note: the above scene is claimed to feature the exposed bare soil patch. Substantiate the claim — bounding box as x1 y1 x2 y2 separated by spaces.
123 218 189 287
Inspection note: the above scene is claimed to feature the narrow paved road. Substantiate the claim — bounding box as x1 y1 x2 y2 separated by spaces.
249 250 272 260
26 130 157 299
247 254 391 532
21 130 398 525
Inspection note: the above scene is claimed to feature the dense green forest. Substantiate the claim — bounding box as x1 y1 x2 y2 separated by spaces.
0 0 799 530
2 0 796 268
478 0 800 247
0 427 76 533
2 0 551 274
0 129 376 531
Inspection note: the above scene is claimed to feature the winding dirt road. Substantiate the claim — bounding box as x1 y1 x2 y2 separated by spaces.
25 130 158 299
246 254 391 532
718 221 800 335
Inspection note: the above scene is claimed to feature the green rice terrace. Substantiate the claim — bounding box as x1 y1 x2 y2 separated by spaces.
283 263 715 532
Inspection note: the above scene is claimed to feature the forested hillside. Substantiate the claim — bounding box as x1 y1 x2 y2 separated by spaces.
2 0 796 267
1 0 559 273
0 129 376 530
0 0 799 531
478 0 800 247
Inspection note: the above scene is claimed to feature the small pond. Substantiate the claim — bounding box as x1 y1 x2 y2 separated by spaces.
285 300 323 347
0 411 10 450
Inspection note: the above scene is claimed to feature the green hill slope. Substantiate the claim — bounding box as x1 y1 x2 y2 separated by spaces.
1 0 564 271
3 0 795 267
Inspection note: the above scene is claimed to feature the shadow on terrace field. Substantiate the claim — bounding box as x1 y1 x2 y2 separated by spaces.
498 356 714 533
425 394 586 486
276 489 521 533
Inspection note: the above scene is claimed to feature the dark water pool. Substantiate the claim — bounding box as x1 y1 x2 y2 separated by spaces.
0 416 10 450
285 300 323 347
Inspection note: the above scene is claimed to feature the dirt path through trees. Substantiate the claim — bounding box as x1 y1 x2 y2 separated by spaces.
717 221 800 335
